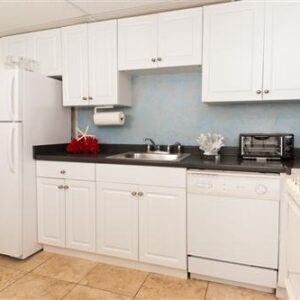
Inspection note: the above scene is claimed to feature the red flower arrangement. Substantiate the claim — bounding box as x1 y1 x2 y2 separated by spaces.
67 126 100 154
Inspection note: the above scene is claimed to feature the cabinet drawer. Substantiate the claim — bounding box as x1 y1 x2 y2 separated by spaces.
37 161 96 181
97 164 186 188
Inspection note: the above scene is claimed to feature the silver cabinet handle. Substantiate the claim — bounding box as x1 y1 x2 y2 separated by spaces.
157 57 162 62
58 185 64 189
88 96 93 100
264 89 270 94
131 191 137 196
256 90 262 95
138 192 144 197
60 170 66 174
82 97 87 100
151 58 156 62
64 185 69 190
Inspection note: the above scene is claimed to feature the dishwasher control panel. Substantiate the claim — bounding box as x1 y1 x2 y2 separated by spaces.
187 170 280 200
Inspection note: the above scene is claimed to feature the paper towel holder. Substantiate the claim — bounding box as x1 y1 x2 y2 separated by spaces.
94 106 114 113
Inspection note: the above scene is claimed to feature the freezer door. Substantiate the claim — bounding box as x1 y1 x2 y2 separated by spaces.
0 70 21 121
0 123 23 257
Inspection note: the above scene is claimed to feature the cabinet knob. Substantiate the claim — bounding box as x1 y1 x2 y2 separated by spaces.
58 185 64 190
256 90 262 95
64 185 69 190
151 58 156 62
131 191 137 196
88 96 93 100
60 170 66 174
264 89 270 94
138 191 144 197
82 97 87 100
157 57 162 62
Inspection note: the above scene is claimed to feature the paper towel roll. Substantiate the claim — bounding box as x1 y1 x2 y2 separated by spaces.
93 111 125 126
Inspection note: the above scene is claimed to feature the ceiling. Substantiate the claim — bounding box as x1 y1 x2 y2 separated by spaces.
0 0 230 37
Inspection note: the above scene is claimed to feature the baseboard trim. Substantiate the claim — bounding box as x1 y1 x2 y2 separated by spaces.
190 273 275 294
43 245 188 279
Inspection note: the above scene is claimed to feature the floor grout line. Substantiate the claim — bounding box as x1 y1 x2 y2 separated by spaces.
0 251 56 294
77 281 137 298
133 272 150 299
204 281 210 300
61 283 78 300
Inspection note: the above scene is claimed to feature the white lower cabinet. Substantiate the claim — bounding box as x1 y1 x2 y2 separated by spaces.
66 180 96 252
37 162 186 271
139 186 186 269
97 182 138 260
37 163 96 253
96 164 187 270
97 182 186 269
37 178 65 248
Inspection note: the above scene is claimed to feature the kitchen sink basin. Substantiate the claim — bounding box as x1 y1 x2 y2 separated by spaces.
107 152 190 162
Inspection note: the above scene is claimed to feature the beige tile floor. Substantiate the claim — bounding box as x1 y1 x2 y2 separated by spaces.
0 251 279 300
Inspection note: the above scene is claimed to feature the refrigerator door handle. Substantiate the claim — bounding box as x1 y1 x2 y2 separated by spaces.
8 125 16 174
8 75 15 120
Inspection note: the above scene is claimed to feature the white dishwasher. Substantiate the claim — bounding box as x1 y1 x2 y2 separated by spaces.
187 170 280 290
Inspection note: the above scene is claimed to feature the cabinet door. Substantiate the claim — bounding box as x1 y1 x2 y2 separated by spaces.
1 34 29 60
97 182 138 260
158 8 202 68
65 180 96 252
118 15 158 70
139 186 186 269
202 2 265 102
29 29 62 76
62 24 89 106
263 3 300 101
88 21 117 105
37 178 65 247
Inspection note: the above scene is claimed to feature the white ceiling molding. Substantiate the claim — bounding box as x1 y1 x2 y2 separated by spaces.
0 0 229 37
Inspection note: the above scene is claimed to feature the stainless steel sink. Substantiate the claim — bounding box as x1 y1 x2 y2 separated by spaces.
107 152 190 162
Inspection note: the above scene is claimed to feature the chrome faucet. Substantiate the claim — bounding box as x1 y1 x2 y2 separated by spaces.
144 138 156 152
173 142 182 154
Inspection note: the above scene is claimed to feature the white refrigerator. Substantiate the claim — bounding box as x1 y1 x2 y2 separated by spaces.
0 70 70 259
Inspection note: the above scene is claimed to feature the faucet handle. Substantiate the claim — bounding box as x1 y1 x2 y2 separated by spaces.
167 145 171 153
173 142 182 154
177 144 181 154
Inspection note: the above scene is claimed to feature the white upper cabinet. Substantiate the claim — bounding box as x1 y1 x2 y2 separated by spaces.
1 29 62 76
118 7 203 71
1 34 28 59
62 21 131 107
202 2 265 102
203 2 300 103
28 29 62 76
118 15 158 70
62 24 89 107
158 8 202 68
263 3 300 101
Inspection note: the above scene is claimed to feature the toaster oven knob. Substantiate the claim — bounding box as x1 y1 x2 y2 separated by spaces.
255 184 268 195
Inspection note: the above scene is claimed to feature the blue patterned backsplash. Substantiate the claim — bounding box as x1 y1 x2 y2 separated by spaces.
78 71 300 147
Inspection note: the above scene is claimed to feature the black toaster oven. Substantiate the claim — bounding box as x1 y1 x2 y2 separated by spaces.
240 134 294 160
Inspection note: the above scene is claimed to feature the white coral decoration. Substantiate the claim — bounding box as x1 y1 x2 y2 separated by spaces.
196 133 224 155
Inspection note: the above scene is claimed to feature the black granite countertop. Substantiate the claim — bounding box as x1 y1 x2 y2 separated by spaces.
33 143 299 174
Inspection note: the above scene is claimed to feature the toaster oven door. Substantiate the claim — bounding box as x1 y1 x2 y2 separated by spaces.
241 136 282 158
